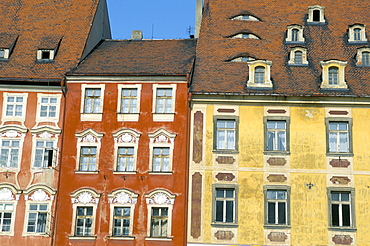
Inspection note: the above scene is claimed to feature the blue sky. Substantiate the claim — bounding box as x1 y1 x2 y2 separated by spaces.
107 0 196 40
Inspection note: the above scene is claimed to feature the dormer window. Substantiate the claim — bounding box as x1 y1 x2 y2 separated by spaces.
231 33 260 40
0 34 18 60
231 15 260 21
348 24 367 43
247 60 273 88
36 36 62 62
355 47 370 66
288 47 308 66
229 54 255 62
320 60 348 89
0 49 10 59
307 6 325 24
286 25 304 43
37 49 54 61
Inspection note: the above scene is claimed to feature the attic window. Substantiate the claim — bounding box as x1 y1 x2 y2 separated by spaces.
230 56 255 62
231 33 260 40
288 47 308 66
247 60 273 89
355 47 370 66
348 24 367 43
307 6 325 24
37 49 54 61
0 49 10 59
231 15 260 21
320 60 348 89
286 25 305 43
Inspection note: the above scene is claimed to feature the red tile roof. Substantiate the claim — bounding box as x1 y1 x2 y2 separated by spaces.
69 39 197 76
191 0 370 97
0 0 103 81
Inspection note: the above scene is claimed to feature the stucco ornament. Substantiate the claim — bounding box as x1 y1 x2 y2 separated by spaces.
0 188 14 201
155 135 169 143
38 132 53 139
84 134 96 143
29 189 50 201
1 130 23 138
72 191 99 204
117 133 136 143
153 192 169 204
116 192 130 204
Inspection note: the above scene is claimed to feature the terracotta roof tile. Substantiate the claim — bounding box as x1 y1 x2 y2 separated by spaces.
191 0 370 97
70 39 197 76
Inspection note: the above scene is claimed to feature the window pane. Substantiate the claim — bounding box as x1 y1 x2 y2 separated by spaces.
342 204 351 226
215 201 223 222
332 204 339 226
277 202 286 224
267 202 275 224
225 201 234 222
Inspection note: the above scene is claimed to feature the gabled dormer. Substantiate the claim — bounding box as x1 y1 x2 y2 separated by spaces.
307 5 325 24
36 36 62 62
0 34 18 60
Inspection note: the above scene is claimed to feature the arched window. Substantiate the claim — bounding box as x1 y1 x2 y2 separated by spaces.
313 10 320 22
291 29 299 42
294 51 303 64
328 67 339 85
354 28 361 41
255 66 265 83
363 51 370 66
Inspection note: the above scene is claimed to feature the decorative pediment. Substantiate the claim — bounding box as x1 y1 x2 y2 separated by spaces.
0 184 21 201
0 125 27 138
23 185 56 201
30 126 61 139
71 189 100 204
145 189 175 205
112 129 141 144
75 129 104 143
148 128 176 144
108 189 138 205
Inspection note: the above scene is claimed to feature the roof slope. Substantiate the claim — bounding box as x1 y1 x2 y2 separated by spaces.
0 0 105 81
70 39 197 76
191 0 370 97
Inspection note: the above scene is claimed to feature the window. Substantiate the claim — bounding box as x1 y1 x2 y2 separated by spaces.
120 88 137 113
152 147 170 172
37 49 54 61
112 207 131 236
328 189 355 229
150 207 168 237
348 24 367 43
0 140 20 168
286 25 305 43
231 15 260 21
152 84 176 122
117 85 141 121
355 47 370 66
0 49 10 59
75 206 93 236
328 67 339 85
145 190 175 239
26 204 48 233
79 147 97 171
6 96 23 117
229 56 255 62
40 97 57 118
216 120 236 150
84 89 101 114
117 147 134 172
288 47 308 66
294 51 302 64
214 188 235 223
33 140 54 168
247 60 273 88
264 187 290 227
230 33 260 39
307 6 325 24
363 51 370 66
0 203 13 233
328 122 349 153
320 60 348 89
266 120 287 151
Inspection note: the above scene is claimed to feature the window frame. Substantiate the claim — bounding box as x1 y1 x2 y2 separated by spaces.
326 118 353 156
117 84 142 122
80 84 105 121
35 94 61 123
263 185 291 229
307 5 326 24
0 202 15 235
327 187 356 231
24 203 49 235
152 84 177 122
348 24 367 43
286 25 305 43
320 60 348 89
264 117 290 155
288 47 308 66
212 184 238 227
2 93 28 122
213 116 239 154
112 129 140 174
36 49 55 61
230 15 260 21
247 60 273 88
0 138 21 169
148 129 176 174
75 129 103 173
355 47 370 67
32 139 56 168
230 33 260 40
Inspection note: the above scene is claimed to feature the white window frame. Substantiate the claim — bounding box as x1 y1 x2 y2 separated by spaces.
37 49 55 61
307 5 325 24
70 189 100 239
2 93 28 123
320 60 348 89
231 33 260 39
145 190 175 240
152 84 176 122
75 129 103 173
24 202 50 235
148 129 176 174
288 47 308 65
35 94 61 123
0 49 10 59
356 47 370 66
286 25 305 43
80 84 105 121
348 24 367 43
0 127 27 170
30 128 60 169
247 60 273 88
112 129 141 173
0 186 20 236
117 84 142 122
108 189 138 239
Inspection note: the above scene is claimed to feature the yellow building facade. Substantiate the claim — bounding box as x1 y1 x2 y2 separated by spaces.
187 96 370 245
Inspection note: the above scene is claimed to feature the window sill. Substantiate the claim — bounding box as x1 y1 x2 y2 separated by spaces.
68 236 97 240
326 153 354 157
211 223 238 228
285 41 305 44
152 113 175 122
307 22 326 25
264 151 290 156
328 227 356 232
117 113 139 122
113 171 137 174
80 113 102 122
75 171 99 174
22 233 50 237
106 236 135 240
348 41 367 44
148 171 173 175
212 150 239 155
288 63 308 67
145 237 173 241
264 225 291 229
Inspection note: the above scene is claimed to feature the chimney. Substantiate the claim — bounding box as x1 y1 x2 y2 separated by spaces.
131 30 143 40
195 0 203 38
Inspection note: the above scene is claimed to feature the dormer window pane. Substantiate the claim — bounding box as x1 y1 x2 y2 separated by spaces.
291 29 299 42
354 28 361 41
255 66 265 84
41 51 50 59
363 52 370 66
328 67 339 85
0 50 4 58
294 51 303 64
313 10 320 21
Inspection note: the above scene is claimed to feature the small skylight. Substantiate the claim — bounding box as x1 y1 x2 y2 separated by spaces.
231 15 260 21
